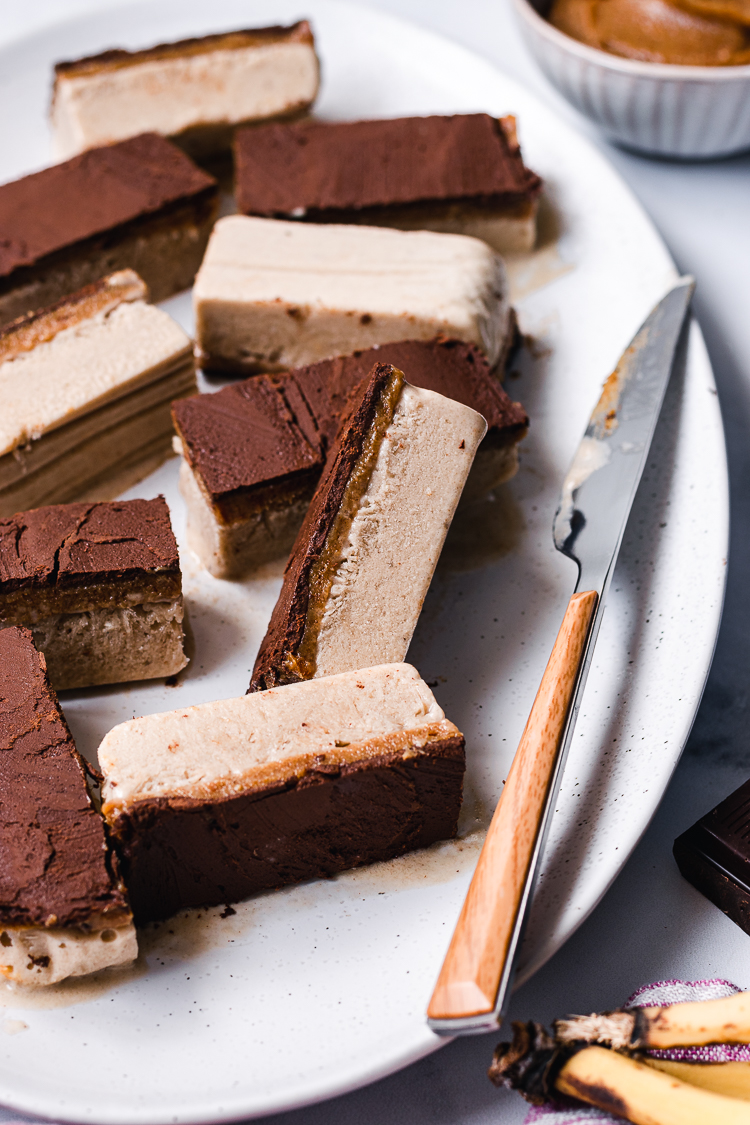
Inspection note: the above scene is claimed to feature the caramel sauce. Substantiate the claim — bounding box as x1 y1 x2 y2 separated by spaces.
548 0 750 66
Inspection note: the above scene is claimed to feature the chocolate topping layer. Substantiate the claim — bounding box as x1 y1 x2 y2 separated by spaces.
293 337 529 451
176 337 526 506
0 497 179 597
250 363 400 692
0 626 129 928
173 376 323 523
111 734 465 924
235 113 542 217
0 133 216 283
55 20 315 77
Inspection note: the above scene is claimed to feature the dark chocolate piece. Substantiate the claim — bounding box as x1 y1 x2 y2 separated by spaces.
0 133 217 322
235 113 542 220
172 375 323 525
110 734 465 924
674 779 750 935
249 362 398 693
0 496 181 621
0 626 129 929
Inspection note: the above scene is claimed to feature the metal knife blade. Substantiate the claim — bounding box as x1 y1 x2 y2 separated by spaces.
555 274 695 597
426 276 695 1036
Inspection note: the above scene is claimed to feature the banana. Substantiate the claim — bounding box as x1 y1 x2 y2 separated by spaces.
557 1046 750 1125
555 990 750 1049
644 1058 750 1101
489 1022 750 1125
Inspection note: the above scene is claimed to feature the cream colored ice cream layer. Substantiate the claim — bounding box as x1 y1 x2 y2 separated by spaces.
52 42 319 160
0 300 191 456
178 458 309 579
193 216 511 371
25 598 188 691
0 921 137 986
313 385 486 677
100 663 447 812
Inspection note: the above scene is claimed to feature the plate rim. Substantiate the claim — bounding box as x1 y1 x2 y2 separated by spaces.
0 1 729 1121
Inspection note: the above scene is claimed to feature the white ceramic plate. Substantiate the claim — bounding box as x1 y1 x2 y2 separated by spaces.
0 2 728 1122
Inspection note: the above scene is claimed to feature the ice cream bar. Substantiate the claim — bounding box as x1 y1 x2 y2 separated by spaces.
193 215 512 374
250 362 486 692
99 662 465 922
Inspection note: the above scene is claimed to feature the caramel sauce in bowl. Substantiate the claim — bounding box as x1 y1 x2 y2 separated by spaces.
512 0 750 156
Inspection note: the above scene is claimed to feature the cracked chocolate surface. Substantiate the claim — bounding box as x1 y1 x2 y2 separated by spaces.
235 113 542 218
0 497 181 620
0 626 129 928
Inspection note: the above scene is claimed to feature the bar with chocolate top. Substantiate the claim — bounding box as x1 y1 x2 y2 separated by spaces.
0 626 136 984
235 113 542 253
0 270 195 517
0 497 187 691
99 662 464 923
0 133 217 327
173 373 324 579
173 337 527 579
193 215 512 374
250 362 486 692
674 779 750 937
51 22 320 164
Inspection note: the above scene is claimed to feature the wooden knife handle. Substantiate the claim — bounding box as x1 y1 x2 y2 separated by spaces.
427 589 598 1022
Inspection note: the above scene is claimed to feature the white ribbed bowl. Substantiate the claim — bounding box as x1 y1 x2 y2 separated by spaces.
512 0 750 157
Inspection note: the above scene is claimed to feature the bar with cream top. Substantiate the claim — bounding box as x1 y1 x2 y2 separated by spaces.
0 270 195 517
193 215 513 374
51 22 320 162
99 662 465 922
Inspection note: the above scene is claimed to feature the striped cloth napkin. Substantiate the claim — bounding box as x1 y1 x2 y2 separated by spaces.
523 978 750 1124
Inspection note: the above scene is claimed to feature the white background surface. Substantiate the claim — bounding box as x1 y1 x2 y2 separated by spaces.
0 2 749 1123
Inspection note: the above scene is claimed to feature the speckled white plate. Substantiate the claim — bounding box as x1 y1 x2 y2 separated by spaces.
0 1 728 1122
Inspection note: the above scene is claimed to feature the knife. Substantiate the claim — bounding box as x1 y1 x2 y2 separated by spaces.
426 275 695 1036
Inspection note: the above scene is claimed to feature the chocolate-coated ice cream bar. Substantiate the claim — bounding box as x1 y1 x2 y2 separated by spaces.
173 337 527 580
674 779 750 936
0 270 195 516
250 363 486 692
0 497 187 691
51 22 320 163
0 134 217 327
99 662 465 923
235 113 542 253
193 215 512 374
0 626 136 985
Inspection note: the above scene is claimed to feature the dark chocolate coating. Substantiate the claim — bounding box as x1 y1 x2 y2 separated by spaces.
0 626 129 928
235 113 541 217
0 497 180 596
0 133 216 283
110 735 465 924
292 337 528 452
249 363 395 693
175 337 527 513
674 779 750 936
172 374 323 519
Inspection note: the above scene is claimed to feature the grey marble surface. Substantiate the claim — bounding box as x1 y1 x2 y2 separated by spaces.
1 1 750 1122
